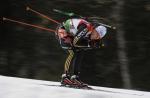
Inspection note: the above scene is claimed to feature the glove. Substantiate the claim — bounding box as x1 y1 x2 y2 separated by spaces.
89 40 104 49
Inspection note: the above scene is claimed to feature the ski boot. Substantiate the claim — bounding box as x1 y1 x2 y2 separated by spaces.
70 75 88 88
61 74 74 86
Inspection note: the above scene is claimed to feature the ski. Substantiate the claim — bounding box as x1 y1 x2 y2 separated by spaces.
39 83 144 96
39 83 93 90
60 84 93 90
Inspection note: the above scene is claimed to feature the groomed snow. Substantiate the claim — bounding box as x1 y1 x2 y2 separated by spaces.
0 75 150 98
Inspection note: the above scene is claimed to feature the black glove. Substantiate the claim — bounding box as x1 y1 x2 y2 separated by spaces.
89 40 104 49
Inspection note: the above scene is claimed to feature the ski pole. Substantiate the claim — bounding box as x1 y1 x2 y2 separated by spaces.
3 17 56 32
26 6 60 24
53 9 116 29
98 23 116 30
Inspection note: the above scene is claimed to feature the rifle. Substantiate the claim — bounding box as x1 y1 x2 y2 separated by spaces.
53 9 116 30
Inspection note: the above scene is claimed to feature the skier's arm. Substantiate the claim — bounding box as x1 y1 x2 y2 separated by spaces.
73 28 91 48
73 37 104 49
72 23 105 49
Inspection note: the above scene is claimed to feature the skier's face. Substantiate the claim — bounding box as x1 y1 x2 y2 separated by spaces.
57 28 68 38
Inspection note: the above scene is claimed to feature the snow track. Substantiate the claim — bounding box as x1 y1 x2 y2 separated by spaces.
0 75 149 98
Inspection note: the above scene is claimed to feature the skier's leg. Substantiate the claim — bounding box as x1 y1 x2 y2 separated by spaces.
71 50 88 87
61 50 74 85
64 50 74 74
73 50 84 75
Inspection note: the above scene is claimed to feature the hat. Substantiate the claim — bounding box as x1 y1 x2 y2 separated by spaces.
95 26 107 38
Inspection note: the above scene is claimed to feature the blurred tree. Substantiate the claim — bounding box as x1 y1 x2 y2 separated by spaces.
112 0 132 88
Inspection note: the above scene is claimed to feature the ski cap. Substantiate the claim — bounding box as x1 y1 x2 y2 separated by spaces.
95 26 107 38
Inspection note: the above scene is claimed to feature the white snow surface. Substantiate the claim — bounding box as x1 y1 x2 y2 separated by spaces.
0 75 150 98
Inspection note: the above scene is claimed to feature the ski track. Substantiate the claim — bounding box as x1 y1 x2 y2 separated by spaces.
0 75 150 98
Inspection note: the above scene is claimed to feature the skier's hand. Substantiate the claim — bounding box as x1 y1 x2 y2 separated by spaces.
89 40 104 49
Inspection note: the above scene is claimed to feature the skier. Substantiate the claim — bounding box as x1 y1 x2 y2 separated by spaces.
3 7 110 88
56 18 107 87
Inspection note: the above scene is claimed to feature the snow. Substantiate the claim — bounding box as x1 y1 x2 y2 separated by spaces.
0 75 150 98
